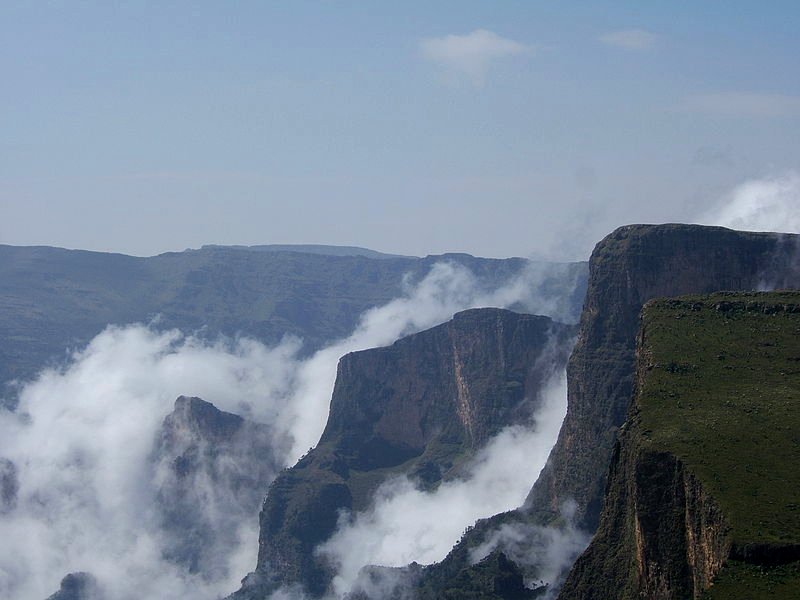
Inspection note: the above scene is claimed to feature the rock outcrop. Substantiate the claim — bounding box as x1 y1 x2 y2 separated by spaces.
526 225 800 532
232 308 575 598
152 396 282 578
559 293 800 599
414 224 800 597
45 572 101 600
0 458 17 514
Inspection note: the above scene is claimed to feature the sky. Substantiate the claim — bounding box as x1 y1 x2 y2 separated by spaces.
2 1 799 260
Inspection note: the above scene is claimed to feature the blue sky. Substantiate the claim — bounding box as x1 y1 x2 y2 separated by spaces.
2 1 799 259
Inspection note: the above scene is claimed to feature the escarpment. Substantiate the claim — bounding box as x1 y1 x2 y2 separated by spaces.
414 225 800 597
526 225 800 532
232 308 575 598
559 293 800 599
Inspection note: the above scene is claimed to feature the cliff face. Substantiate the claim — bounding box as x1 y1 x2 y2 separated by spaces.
559 293 800 599
152 396 282 578
526 225 800 531
414 225 800 598
233 308 575 598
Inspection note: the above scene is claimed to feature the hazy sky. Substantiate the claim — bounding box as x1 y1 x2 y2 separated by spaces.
2 1 799 259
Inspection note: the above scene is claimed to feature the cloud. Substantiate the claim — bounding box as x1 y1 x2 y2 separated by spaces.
598 29 658 50
697 172 800 234
681 92 800 117
0 326 298 600
419 29 531 85
317 359 571 597
0 260 585 600
468 502 591 599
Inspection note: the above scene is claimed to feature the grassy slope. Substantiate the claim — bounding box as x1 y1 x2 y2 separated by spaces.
639 292 800 597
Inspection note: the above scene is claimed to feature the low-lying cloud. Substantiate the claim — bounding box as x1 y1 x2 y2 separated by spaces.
0 260 583 600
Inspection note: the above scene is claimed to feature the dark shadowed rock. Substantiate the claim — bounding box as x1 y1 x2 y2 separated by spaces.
152 396 283 578
45 572 101 600
0 458 17 513
231 308 575 598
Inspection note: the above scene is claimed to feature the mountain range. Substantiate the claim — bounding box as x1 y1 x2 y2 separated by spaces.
1 228 798 599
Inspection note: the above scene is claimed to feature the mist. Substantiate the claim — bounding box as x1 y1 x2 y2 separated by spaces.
0 260 582 600
698 172 800 234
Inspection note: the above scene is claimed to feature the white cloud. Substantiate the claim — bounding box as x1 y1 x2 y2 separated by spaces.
681 92 800 117
598 29 658 50
697 172 800 234
0 326 298 600
419 29 531 85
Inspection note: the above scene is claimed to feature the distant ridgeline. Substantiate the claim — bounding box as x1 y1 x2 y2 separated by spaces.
0 243 587 404
559 292 800 599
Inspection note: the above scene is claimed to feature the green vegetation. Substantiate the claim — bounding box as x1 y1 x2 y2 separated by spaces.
639 292 800 597
703 561 800 600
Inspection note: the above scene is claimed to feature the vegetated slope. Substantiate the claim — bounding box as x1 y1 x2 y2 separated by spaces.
559 292 800 599
231 308 575 599
413 224 800 597
0 244 587 402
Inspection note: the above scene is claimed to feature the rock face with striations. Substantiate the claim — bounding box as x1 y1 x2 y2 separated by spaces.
232 308 575 599
413 224 800 597
152 395 283 579
526 224 800 532
559 293 800 599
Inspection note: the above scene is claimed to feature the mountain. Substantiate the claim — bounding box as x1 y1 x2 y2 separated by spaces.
151 396 283 579
0 244 587 404
411 224 800 596
200 244 415 259
558 292 800 599
231 308 576 599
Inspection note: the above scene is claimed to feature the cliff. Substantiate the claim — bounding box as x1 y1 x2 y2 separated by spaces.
414 224 800 597
232 308 575 598
559 292 800 599
152 396 282 578
526 225 800 532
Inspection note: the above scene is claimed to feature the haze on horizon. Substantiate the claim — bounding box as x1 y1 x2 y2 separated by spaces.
2 1 800 260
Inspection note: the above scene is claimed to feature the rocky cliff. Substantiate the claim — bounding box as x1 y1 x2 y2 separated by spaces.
413 224 800 597
232 308 575 598
152 396 282 578
559 293 800 599
526 225 800 532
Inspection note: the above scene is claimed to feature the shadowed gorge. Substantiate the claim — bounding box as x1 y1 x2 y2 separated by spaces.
558 292 800 599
